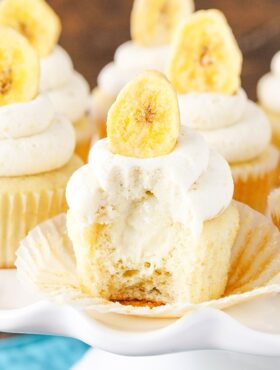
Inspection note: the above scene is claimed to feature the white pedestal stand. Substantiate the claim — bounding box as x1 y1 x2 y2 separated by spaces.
73 349 280 370
1 270 280 370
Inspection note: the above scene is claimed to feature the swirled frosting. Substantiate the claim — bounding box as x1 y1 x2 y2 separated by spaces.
66 127 233 237
0 95 75 177
257 51 280 113
40 46 90 123
97 41 170 96
179 89 271 163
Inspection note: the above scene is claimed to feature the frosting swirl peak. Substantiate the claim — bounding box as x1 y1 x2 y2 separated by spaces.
180 89 271 163
66 127 233 237
98 41 170 96
0 94 75 177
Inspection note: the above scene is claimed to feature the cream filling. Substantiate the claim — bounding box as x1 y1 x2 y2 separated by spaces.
66 127 233 238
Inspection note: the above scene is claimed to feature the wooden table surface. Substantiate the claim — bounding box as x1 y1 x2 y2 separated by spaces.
48 0 280 101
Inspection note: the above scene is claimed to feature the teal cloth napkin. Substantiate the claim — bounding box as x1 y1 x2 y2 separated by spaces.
0 334 89 370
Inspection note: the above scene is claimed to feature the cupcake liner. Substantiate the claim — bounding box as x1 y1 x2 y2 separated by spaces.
231 145 279 213
268 188 280 230
0 189 65 268
16 201 280 318
0 156 82 268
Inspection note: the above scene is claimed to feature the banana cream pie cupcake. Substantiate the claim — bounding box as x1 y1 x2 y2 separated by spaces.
0 26 82 268
257 51 280 149
0 0 91 161
167 10 279 213
66 71 239 305
91 0 194 140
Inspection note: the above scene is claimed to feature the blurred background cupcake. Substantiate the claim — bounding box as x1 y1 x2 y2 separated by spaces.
0 0 91 162
0 26 82 268
90 0 194 141
166 9 279 213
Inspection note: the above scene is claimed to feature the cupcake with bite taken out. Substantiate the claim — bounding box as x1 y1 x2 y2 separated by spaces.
167 10 279 213
0 26 82 268
91 0 194 141
0 0 91 161
67 71 239 305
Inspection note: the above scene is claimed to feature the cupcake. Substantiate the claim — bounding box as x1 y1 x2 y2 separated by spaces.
167 10 279 213
16 72 280 317
0 0 91 161
91 0 194 141
66 71 239 305
0 26 82 268
257 51 280 149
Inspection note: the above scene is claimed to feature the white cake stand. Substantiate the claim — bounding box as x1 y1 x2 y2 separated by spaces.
1 269 280 370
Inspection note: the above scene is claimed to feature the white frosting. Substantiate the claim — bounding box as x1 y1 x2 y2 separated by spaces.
66 127 233 237
0 95 55 139
257 74 280 113
97 63 142 97
0 95 75 177
271 51 280 77
98 41 170 96
180 90 271 163
257 51 280 113
198 102 271 163
46 72 90 123
40 46 74 91
178 89 247 130
40 46 90 122
115 41 170 70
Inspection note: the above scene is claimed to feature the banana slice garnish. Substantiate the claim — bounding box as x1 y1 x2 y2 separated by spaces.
167 9 242 95
0 26 39 105
107 70 180 158
131 0 194 46
0 0 61 57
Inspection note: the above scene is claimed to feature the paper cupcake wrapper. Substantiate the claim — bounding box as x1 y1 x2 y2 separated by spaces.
16 201 280 318
231 146 279 213
0 188 66 268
